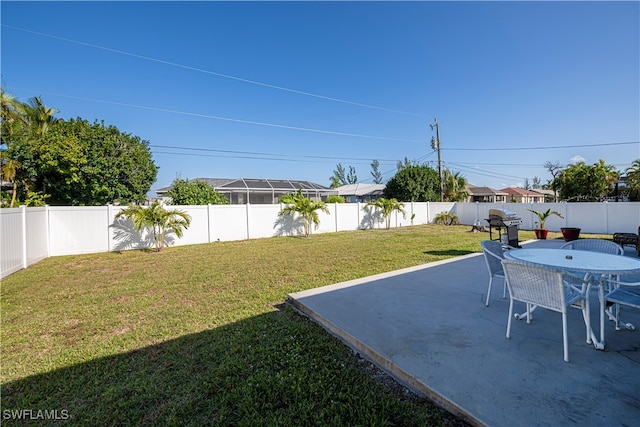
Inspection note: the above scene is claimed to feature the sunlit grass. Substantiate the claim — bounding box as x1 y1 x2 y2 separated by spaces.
1 225 606 425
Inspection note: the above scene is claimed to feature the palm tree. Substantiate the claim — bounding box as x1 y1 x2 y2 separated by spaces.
625 159 640 200
366 198 406 230
24 96 60 137
0 153 21 207
279 190 329 237
442 170 468 202
115 201 191 252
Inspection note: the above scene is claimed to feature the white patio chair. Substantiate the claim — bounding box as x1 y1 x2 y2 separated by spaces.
502 258 591 362
561 238 625 321
604 277 640 331
560 239 624 255
481 240 510 307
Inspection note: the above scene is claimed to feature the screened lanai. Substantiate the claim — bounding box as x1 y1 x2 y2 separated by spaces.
156 178 336 204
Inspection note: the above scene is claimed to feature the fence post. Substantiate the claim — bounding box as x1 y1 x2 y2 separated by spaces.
207 204 213 243
246 202 251 239
334 203 338 232
20 205 27 269
45 205 51 258
107 204 113 252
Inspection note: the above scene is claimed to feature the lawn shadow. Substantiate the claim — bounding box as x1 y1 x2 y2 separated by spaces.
1 306 446 425
0 309 305 424
423 249 476 256
111 217 177 251
360 206 383 230
273 214 305 236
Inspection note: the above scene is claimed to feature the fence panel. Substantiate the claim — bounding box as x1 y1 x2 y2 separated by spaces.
25 207 48 266
49 206 110 256
170 205 210 247
564 202 606 234
428 202 457 223
209 205 249 241
0 208 25 278
248 204 281 239
606 202 640 234
335 203 361 231
315 204 336 234
410 202 429 225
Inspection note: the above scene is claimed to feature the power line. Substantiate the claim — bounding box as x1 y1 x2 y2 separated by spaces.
445 161 526 180
2 24 429 118
443 141 639 151
151 144 399 163
7 87 425 144
152 151 390 166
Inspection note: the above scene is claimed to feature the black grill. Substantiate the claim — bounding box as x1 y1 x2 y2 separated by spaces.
486 209 522 247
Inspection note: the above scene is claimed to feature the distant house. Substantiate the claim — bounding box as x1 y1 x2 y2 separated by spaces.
500 187 545 203
466 186 508 203
531 189 557 203
156 178 336 205
333 183 385 203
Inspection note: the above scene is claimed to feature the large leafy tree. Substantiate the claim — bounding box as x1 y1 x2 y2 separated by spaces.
1 91 60 205
556 160 619 202
366 198 406 230
10 117 157 205
278 189 329 237
166 178 229 205
115 201 191 252
2 92 157 206
383 164 439 202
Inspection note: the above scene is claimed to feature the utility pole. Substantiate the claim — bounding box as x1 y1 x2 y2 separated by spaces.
430 117 444 202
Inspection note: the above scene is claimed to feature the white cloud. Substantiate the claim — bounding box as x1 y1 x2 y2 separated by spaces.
569 155 586 163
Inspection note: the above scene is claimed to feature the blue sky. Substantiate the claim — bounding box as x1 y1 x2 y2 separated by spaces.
2 1 639 194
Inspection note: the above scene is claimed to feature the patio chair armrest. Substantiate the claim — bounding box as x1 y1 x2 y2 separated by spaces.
562 270 593 293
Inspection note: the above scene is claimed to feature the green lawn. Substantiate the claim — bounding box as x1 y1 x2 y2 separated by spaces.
0 226 588 425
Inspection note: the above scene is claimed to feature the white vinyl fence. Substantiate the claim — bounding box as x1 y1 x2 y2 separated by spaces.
2 201 639 278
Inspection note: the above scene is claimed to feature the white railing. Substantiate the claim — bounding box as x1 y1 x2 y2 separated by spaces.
2 201 638 278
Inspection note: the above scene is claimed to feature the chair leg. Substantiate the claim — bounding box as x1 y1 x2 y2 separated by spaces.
506 299 514 339
486 276 493 307
502 278 507 299
562 312 569 362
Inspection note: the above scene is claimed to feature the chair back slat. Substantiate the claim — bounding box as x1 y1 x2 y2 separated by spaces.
481 240 505 274
561 239 623 255
502 259 566 311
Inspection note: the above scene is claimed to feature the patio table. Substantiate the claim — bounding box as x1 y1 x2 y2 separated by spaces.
504 248 640 350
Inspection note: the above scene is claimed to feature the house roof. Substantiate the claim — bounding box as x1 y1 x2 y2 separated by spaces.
334 183 386 197
156 178 330 195
466 186 508 196
499 187 544 197
531 189 555 196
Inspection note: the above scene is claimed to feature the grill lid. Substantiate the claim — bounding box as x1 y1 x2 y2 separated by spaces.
489 208 518 219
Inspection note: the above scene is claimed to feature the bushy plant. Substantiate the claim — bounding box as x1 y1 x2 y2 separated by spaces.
433 211 459 225
325 195 345 203
115 201 191 251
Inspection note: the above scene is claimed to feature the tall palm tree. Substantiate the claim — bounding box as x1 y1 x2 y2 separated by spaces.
1 153 21 207
24 96 60 137
279 190 329 237
115 201 192 252
366 198 406 230
624 159 640 200
1 90 27 147
442 170 468 202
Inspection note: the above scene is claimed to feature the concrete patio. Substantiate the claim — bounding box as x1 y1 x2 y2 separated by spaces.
288 239 640 427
